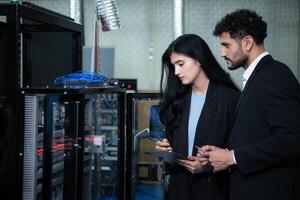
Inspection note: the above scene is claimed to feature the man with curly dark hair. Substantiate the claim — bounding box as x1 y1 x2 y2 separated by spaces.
199 9 300 200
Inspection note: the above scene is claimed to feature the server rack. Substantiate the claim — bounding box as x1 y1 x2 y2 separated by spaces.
20 87 125 200
0 3 83 199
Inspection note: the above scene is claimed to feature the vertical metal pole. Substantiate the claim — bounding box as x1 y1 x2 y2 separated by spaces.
70 0 83 24
173 0 184 39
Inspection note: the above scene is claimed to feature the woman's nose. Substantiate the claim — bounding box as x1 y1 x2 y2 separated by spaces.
174 65 180 75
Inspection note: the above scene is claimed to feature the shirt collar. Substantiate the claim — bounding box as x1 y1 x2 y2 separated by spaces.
242 51 269 82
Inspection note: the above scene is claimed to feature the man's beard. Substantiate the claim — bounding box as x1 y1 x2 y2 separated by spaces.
226 55 248 70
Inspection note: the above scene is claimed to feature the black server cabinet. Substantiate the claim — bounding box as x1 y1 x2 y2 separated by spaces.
20 87 125 200
125 93 166 200
0 3 83 198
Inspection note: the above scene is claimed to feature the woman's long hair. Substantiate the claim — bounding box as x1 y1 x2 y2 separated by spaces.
159 34 238 130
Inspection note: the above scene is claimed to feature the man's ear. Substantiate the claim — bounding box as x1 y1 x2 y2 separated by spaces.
242 35 254 52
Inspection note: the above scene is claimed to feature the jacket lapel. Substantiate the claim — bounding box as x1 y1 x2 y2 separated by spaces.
233 55 272 121
193 82 217 154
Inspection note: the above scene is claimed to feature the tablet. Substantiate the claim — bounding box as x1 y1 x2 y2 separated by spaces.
144 151 187 164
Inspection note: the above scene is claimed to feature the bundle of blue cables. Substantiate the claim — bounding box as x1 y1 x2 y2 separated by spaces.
54 72 109 88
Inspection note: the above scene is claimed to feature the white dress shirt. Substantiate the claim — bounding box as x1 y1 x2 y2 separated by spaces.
242 51 270 89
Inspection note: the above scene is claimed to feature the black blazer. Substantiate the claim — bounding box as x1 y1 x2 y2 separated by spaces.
166 82 240 200
229 55 300 200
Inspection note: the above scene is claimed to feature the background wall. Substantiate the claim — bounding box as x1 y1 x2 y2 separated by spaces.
183 0 300 89
1 0 299 90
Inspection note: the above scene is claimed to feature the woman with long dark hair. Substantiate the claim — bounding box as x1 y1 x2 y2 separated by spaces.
155 34 240 200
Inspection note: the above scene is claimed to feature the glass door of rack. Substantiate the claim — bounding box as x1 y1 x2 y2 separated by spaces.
22 88 125 200
126 93 166 200
23 95 81 200
82 93 123 200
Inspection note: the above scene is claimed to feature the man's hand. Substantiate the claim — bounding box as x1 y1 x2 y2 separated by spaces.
198 145 235 172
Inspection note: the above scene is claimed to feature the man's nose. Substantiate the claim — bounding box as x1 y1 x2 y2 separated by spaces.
220 47 227 58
